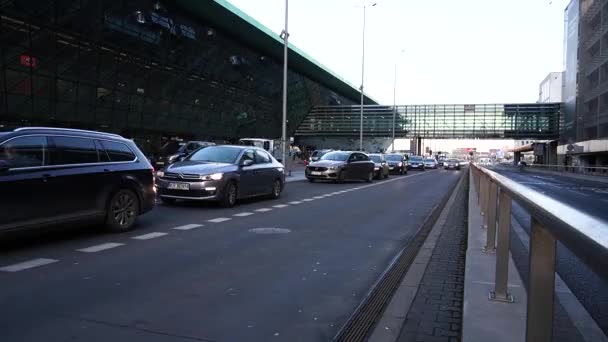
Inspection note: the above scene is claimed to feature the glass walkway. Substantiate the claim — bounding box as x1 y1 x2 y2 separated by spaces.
294 103 561 139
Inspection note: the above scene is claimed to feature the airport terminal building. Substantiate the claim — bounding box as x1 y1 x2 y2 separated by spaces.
0 0 375 156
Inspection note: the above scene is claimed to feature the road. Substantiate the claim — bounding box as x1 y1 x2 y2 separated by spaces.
491 167 608 334
0 169 462 342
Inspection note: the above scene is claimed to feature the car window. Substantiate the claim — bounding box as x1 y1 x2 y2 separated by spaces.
242 149 255 163
51 136 99 165
186 142 200 152
189 146 243 164
322 151 350 161
255 149 271 164
0 136 47 168
100 140 136 162
369 155 382 163
385 154 402 161
357 153 369 161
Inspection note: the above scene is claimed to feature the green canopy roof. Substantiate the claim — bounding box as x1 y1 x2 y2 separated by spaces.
174 0 378 105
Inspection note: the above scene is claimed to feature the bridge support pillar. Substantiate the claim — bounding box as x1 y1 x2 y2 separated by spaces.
545 140 557 166
514 151 521 166
416 137 422 155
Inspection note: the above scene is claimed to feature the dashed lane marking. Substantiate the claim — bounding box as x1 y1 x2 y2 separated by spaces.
273 204 289 208
208 217 232 223
313 196 324 199
234 212 254 217
0 258 58 272
255 208 273 212
288 201 302 205
132 232 168 240
302 198 315 202
172 224 203 230
77 242 125 253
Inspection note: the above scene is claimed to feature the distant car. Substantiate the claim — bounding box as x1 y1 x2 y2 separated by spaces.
424 158 438 169
0 127 155 233
156 145 285 207
308 149 333 164
444 159 460 170
384 153 407 175
156 140 216 168
408 156 426 171
369 154 390 179
306 151 375 183
459 160 469 167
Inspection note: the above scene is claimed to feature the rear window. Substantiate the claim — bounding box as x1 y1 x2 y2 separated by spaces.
100 140 136 162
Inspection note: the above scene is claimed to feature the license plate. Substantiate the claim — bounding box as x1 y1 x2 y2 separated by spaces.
389 167 394 170
168 182 190 190
311 171 322 175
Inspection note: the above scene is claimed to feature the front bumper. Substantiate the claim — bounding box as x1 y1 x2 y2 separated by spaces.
156 178 225 200
305 168 339 180
408 164 424 169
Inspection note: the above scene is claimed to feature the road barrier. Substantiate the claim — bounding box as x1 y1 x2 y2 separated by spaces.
470 163 608 342
525 163 608 177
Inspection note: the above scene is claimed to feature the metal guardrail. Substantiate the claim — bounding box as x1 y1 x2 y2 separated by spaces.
470 164 608 342
526 163 608 177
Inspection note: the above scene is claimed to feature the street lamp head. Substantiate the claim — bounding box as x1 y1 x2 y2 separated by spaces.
372 3 377 6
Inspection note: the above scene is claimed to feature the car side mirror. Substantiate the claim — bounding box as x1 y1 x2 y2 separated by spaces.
0 160 9 172
241 159 254 167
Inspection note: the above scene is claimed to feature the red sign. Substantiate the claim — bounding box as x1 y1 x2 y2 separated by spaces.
20 55 38 68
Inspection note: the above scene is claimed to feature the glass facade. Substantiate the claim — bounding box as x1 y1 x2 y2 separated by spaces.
0 0 357 155
295 103 561 139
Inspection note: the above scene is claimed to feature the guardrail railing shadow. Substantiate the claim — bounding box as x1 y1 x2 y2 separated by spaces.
470 164 608 342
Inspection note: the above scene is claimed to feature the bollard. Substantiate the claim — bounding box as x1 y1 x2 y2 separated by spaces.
483 181 497 253
525 218 556 342
490 188 513 302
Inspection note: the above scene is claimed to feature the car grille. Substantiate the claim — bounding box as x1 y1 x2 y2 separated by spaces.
159 189 215 198
162 172 202 181
308 166 328 172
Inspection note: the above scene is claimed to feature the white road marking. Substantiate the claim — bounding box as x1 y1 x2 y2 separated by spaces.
313 196 324 199
288 201 302 205
273 204 289 208
172 224 203 230
0 258 58 272
302 198 315 202
132 232 168 240
208 217 232 223
77 242 125 253
234 212 254 217
255 208 272 212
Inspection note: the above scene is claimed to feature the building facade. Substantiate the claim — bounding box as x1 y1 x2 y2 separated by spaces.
0 0 372 157
538 72 564 103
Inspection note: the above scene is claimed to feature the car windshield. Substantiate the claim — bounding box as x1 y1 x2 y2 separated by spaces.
385 154 402 161
187 146 242 164
369 155 382 163
320 151 349 161
424 159 435 162
410 156 423 162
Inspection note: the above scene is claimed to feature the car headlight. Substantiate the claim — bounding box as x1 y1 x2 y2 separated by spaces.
201 173 223 180
398 162 403 167
374 167 380 170
327 166 337 171
156 170 164 178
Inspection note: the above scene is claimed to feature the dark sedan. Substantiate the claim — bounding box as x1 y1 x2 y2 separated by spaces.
156 145 285 207
385 153 408 175
306 151 375 183
407 156 426 171
444 159 461 170
369 154 390 179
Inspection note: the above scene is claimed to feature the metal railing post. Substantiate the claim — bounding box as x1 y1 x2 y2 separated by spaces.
490 188 513 302
526 217 556 342
483 181 497 253
476 168 481 202
480 175 487 218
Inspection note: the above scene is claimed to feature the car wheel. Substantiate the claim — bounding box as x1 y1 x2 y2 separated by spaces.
220 181 237 208
337 171 345 184
270 179 282 199
366 171 373 183
160 197 176 205
106 189 139 232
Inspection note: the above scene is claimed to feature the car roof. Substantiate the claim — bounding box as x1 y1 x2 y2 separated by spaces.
9 127 127 141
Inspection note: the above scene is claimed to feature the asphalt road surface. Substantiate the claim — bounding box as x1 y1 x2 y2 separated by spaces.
491 167 608 334
0 169 462 342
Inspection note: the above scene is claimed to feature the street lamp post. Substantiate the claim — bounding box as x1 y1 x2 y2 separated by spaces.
359 2 376 152
281 0 289 168
392 49 405 152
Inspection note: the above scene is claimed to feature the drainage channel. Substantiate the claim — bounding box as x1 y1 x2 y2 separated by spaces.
333 170 467 342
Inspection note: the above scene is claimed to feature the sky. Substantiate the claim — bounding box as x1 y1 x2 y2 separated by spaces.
228 0 570 106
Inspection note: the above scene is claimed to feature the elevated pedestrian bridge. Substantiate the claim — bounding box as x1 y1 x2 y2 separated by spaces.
295 103 561 139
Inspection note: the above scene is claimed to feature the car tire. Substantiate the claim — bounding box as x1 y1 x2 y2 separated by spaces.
270 179 282 199
160 197 176 205
106 189 139 232
220 181 237 208
337 171 345 184
366 171 373 183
